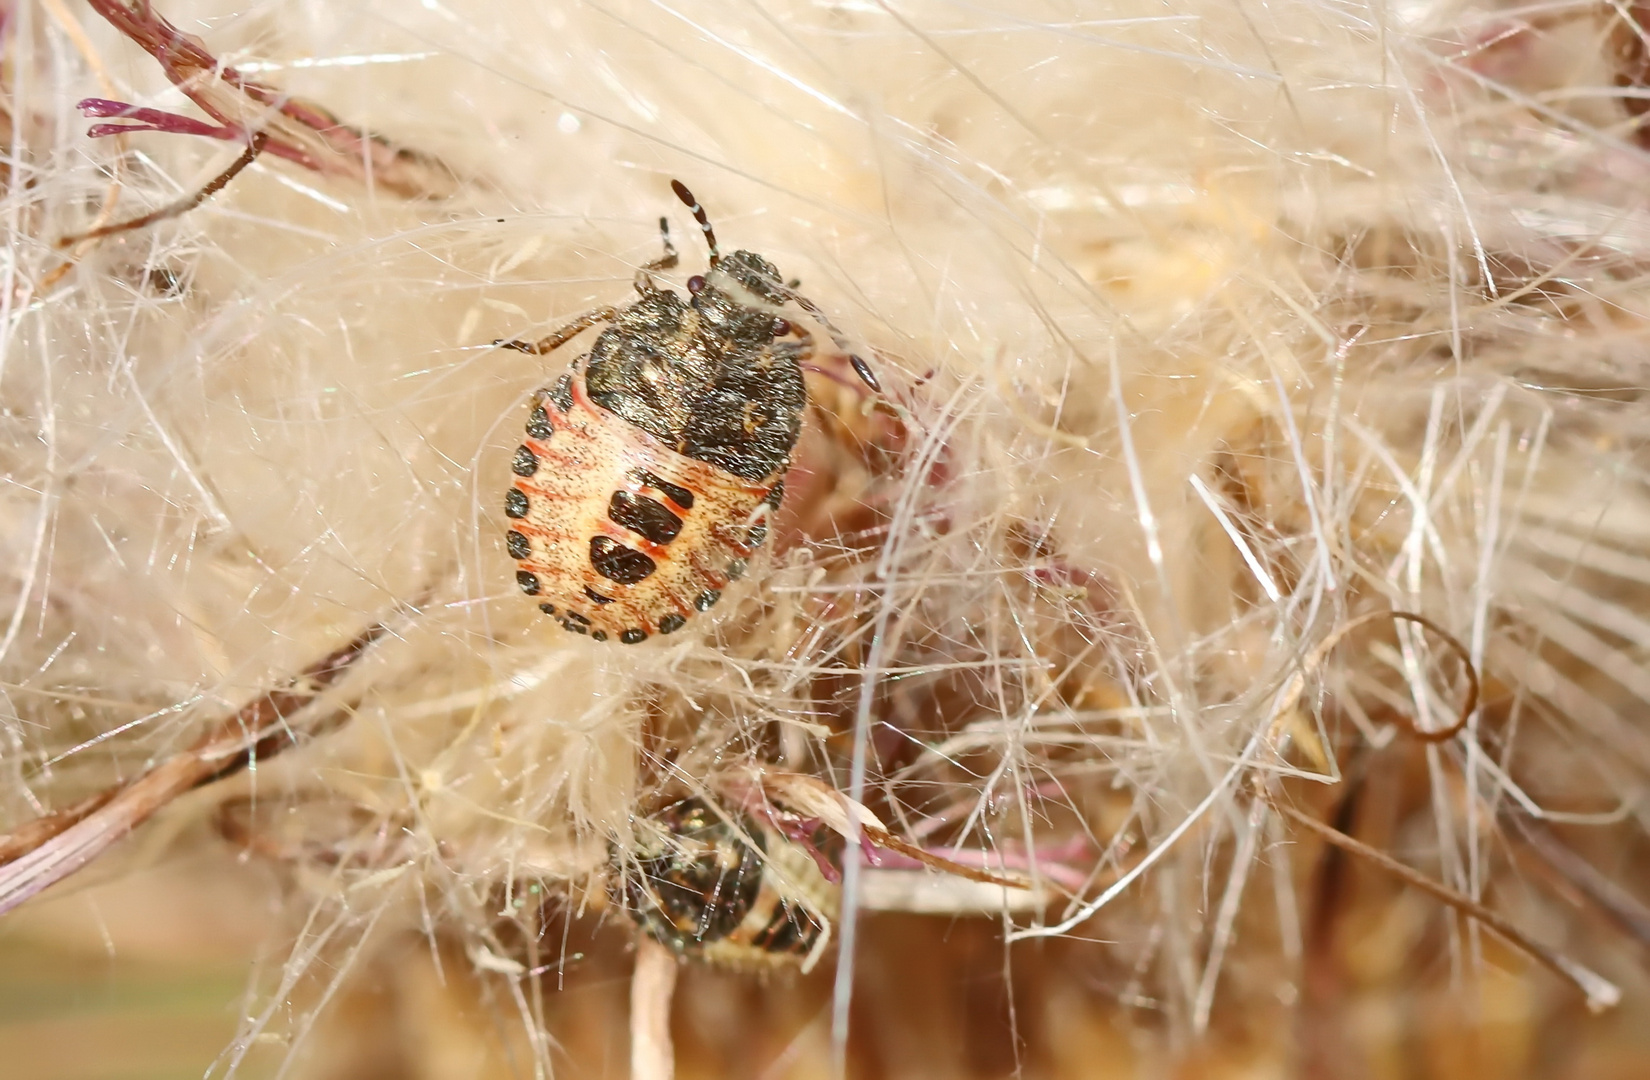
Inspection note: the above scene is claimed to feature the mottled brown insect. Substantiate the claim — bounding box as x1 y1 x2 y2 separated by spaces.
500 181 873 643
614 797 839 971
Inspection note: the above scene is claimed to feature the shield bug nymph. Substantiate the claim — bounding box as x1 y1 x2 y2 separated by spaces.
499 181 875 643
613 796 840 972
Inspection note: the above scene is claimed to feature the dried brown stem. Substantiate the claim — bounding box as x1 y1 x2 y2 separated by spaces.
83 0 461 199
0 614 402 915
0 789 119 864
1272 797 1621 1012
56 131 268 246
863 826 1033 891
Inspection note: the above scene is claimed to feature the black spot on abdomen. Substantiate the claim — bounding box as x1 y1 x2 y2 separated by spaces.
631 469 695 510
609 491 683 545
590 535 657 583
547 372 574 412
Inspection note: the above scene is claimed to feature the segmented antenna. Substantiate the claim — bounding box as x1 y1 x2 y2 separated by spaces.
784 287 882 392
670 179 720 267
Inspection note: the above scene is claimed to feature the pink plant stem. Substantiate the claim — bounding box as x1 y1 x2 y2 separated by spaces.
856 841 1091 895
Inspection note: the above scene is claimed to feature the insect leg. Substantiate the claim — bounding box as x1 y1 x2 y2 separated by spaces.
57 131 270 248
634 216 679 294
643 216 678 272
496 305 619 355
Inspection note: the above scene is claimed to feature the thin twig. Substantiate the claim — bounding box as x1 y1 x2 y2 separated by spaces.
56 131 268 246
0 614 402 915
81 0 461 199
630 936 679 1080
1272 797 1621 1012
1507 809 1650 948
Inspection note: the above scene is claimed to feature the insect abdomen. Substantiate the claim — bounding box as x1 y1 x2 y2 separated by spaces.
506 368 780 641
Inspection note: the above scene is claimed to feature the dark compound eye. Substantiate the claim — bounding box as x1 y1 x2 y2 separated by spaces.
517 570 541 595
620 629 648 644
658 613 687 635
512 446 540 477
687 275 706 294
526 405 552 440
726 558 747 581
771 317 790 336
694 589 721 612
591 630 609 642
747 523 768 548
539 603 558 616
505 488 529 519
590 535 657 583
506 531 532 560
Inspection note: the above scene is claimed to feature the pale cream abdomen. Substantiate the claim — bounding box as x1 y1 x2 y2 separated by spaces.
504 371 780 643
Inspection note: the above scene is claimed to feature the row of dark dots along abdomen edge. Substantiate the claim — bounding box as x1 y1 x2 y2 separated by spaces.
503 399 769 642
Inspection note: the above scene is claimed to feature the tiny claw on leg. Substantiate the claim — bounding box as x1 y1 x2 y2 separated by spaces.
494 305 618 357
849 353 881 392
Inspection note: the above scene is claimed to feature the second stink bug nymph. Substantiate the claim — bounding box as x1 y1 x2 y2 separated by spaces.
499 181 873 643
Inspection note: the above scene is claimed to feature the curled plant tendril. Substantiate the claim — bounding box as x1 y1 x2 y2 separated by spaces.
1261 610 1617 1012
1372 610 1480 744
1267 608 1481 758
